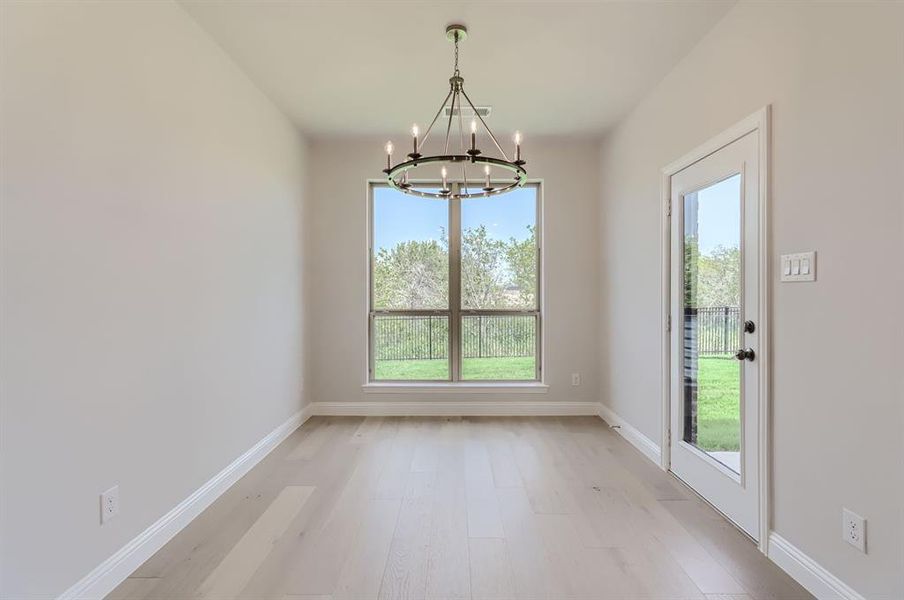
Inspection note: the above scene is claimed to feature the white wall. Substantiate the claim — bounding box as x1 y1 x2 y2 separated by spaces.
0 1 308 597
598 2 903 597
306 137 600 406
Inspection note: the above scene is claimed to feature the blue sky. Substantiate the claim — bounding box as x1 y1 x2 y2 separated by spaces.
373 180 731 255
694 174 740 255
374 186 536 251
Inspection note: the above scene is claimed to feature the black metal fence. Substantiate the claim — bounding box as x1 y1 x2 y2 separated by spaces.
374 315 449 361
374 314 536 361
374 308 735 361
462 315 535 359
685 306 740 355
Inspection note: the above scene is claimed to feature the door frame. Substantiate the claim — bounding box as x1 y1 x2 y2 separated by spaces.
659 106 771 552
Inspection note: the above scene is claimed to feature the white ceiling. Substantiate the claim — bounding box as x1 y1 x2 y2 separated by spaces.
179 1 735 138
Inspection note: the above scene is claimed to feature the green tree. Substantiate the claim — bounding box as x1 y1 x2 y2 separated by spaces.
697 245 740 307
462 225 506 308
684 238 740 308
374 224 538 311
504 225 537 308
374 234 448 309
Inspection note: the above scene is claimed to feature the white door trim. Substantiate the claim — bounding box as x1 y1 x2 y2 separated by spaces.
660 106 771 552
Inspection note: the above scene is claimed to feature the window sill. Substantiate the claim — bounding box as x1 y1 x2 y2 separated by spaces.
362 382 549 394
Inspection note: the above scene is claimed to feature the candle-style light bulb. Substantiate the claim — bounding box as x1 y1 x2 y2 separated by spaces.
441 166 448 191
385 141 393 170
411 124 420 154
513 130 522 162
470 119 477 151
483 164 491 189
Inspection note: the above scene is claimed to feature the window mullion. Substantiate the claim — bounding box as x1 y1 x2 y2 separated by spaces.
449 183 462 381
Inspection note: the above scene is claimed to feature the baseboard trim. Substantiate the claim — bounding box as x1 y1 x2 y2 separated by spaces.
767 533 864 600
58 405 313 600
310 400 600 417
58 404 863 600
593 402 863 600
597 402 663 466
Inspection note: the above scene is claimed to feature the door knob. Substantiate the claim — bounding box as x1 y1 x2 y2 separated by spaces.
734 348 755 361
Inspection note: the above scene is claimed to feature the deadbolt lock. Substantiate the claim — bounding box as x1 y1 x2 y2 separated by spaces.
734 348 755 362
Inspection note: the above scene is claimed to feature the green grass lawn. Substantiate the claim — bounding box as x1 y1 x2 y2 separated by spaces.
374 354 738 451
696 355 740 452
462 356 535 380
375 356 536 381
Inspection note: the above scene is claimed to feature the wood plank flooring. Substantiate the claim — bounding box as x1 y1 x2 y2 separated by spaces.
108 416 811 600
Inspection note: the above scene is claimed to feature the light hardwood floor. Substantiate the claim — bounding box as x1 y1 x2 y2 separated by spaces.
108 416 812 600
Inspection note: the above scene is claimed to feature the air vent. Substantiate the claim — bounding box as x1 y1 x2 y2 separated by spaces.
444 105 492 118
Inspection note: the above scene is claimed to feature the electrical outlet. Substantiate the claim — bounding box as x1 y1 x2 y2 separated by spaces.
571 373 581 386
842 508 866 553
100 485 120 524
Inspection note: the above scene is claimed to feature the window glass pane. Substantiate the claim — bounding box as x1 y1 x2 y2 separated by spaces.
373 315 449 380
461 315 536 380
682 174 742 473
461 187 537 309
373 187 448 310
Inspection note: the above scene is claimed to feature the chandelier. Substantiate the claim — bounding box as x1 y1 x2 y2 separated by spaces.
381 24 526 199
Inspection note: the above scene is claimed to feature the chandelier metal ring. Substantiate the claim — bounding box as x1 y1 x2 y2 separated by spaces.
385 154 527 199
380 24 527 200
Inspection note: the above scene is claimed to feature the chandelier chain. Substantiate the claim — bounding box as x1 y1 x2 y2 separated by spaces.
453 33 460 76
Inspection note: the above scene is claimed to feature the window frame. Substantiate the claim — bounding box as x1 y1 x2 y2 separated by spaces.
367 180 543 384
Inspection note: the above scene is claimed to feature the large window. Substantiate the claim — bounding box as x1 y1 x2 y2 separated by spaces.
369 182 540 382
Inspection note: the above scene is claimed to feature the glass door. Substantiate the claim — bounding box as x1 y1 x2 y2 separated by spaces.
682 174 743 473
669 130 760 540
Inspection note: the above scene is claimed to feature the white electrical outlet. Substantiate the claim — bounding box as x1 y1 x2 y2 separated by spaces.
100 485 120 524
571 373 581 386
842 508 866 553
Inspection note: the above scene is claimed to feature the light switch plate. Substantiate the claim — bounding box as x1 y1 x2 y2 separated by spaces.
781 251 816 282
